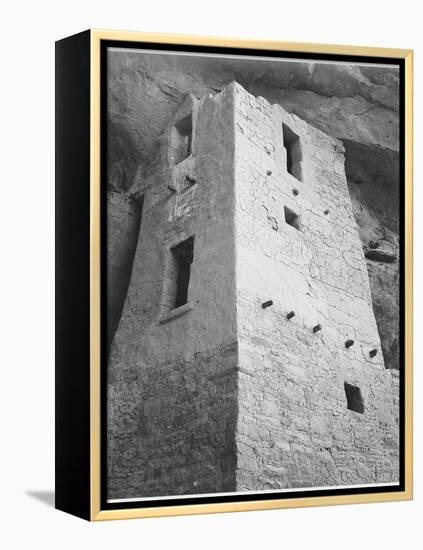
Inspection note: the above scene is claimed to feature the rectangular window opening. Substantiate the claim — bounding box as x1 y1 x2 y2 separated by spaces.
284 206 301 231
173 114 193 164
344 382 364 414
282 123 303 181
171 236 194 309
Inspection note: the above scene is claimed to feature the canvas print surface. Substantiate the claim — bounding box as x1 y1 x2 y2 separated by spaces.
105 47 401 503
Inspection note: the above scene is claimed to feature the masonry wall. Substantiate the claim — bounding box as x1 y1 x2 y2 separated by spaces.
232 84 399 490
107 86 239 499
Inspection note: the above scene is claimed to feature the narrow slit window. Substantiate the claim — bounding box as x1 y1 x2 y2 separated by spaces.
344 382 364 414
172 114 193 165
284 206 301 231
282 123 303 181
171 237 194 308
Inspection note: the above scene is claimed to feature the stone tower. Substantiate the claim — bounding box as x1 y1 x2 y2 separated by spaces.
107 82 399 500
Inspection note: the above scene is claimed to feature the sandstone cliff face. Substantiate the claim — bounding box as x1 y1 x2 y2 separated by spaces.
107 49 400 370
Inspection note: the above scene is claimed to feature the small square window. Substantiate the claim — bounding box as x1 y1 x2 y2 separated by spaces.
344 382 364 414
284 206 301 231
172 114 193 164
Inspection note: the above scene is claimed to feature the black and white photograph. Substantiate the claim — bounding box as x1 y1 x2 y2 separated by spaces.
3 0 421 543
105 44 405 504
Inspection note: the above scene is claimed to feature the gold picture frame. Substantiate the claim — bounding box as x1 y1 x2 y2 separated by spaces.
55 29 413 521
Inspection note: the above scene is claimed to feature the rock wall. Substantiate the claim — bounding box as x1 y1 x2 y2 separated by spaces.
343 141 400 370
107 49 400 370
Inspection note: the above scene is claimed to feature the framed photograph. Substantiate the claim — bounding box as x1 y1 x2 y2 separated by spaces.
55 30 413 521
